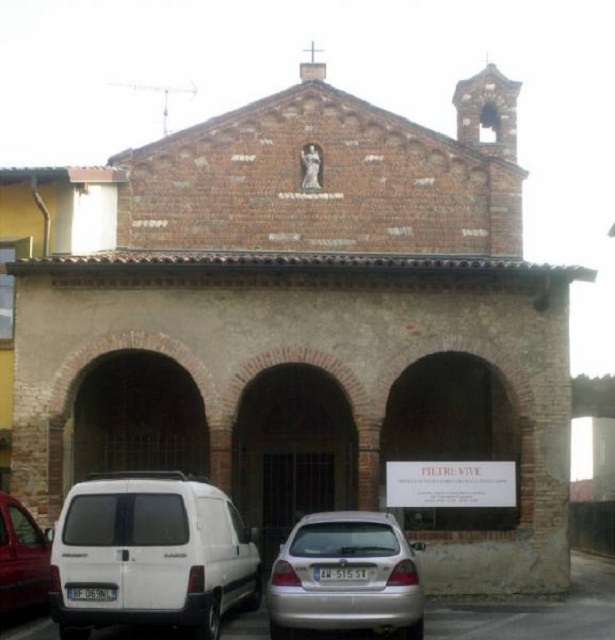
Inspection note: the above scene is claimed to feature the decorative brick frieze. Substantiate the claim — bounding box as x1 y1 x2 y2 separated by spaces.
110 81 522 258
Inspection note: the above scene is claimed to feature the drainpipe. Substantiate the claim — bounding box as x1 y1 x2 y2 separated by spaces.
30 175 51 257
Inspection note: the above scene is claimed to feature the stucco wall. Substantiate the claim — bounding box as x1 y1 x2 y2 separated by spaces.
11 272 572 595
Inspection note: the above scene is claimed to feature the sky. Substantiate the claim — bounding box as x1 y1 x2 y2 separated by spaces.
1 1 613 474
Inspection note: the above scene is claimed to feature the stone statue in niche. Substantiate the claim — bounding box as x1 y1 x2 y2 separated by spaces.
301 144 322 189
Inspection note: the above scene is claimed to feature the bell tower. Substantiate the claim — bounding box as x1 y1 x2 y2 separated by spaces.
453 63 522 163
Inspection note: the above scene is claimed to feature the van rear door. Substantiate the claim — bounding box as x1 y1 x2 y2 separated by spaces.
58 485 194 612
59 491 127 610
121 491 194 610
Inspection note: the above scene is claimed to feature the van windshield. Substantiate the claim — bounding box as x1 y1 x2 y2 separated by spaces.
63 493 189 546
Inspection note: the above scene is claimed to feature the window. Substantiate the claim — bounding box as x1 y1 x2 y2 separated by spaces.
63 494 120 545
479 103 500 143
131 494 188 546
62 493 189 546
227 502 249 544
0 247 15 341
0 238 32 344
8 504 45 545
290 522 400 558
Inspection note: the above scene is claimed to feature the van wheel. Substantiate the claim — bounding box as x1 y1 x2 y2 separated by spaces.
202 601 221 640
59 626 91 640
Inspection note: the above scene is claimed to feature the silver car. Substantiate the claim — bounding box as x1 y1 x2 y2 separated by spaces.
268 511 426 640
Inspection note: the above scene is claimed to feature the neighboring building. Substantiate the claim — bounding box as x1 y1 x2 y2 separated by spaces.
592 417 615 500
597 226 615 503
7 63 596 595
570 478 594 502
0 167 127 490
569 417 615 557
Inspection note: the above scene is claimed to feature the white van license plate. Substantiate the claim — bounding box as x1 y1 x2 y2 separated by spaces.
68 587 117 601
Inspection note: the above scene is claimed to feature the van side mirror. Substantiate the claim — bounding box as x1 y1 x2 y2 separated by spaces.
411 541 426 552
45 528 55 542
249 527 260 544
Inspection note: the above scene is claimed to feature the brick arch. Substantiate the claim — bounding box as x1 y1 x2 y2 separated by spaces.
47 331 219 425
374 334 535 421
220 346 371 428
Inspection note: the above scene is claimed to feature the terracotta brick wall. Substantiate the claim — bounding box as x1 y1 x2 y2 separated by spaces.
112 84 524 257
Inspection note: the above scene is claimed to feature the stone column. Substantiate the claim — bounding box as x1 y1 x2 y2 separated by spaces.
10 416 51 525
209 423 233 494
356 419 382 511
47 419 65 523
519 416 535 528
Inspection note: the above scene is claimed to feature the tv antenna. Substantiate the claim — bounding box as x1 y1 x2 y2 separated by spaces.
109 81 198 137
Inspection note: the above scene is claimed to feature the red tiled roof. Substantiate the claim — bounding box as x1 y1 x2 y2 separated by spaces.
0 166 128 184
7 251 597 282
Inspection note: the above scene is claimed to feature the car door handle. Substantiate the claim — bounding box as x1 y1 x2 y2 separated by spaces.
118 549 129 561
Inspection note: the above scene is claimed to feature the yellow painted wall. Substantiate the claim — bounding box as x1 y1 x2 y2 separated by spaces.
0 180 57 433
0 351 13 430
0 181 57 253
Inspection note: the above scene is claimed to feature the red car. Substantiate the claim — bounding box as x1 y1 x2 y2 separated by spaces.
0 491 52 614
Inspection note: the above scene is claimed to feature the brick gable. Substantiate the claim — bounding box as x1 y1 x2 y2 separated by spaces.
111 81 525 257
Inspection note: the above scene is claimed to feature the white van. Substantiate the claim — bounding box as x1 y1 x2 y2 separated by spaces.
49 471 261 640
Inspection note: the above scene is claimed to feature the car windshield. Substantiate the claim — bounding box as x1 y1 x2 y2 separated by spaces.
289 521 400 558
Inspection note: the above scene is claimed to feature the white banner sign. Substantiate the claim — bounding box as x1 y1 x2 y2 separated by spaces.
386 461 517 508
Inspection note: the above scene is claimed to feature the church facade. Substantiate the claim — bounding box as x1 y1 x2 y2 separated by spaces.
8 63 594 595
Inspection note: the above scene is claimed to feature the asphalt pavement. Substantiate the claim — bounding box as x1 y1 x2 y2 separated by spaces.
222 551 615 639
2 551 614 640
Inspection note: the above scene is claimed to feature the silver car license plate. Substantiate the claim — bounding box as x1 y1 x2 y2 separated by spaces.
316 567 369 581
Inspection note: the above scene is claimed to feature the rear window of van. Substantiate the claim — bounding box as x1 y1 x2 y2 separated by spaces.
63 493 188 546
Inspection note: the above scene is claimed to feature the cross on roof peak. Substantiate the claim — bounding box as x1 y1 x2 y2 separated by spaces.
303 41 324 64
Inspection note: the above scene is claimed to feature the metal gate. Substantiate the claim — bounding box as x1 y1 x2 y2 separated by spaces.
233 442 357 570
570 501 615 557
72 433 210 482
262 452 335 567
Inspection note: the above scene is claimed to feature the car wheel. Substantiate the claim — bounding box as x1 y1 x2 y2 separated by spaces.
59 626 91 640
242 572 263 612
269 620 294 640
400 617 424 640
